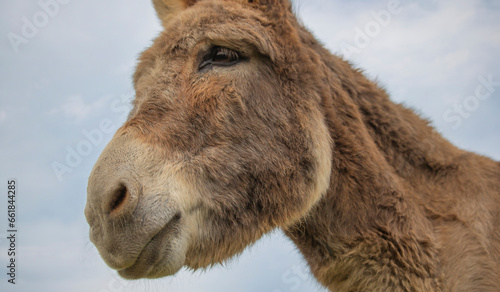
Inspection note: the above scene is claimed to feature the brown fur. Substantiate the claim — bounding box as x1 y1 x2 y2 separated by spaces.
85 0 500 290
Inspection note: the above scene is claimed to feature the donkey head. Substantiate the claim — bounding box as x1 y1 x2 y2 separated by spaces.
85 0 332 279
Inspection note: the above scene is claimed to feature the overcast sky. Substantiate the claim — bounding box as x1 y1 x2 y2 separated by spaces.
0 0 499 291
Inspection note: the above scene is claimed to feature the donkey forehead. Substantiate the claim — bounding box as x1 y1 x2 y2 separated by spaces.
146 1 277 64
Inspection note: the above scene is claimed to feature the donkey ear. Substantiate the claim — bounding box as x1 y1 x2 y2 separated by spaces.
152 0 197 27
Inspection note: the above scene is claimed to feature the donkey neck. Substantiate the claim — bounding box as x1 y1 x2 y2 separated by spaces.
282 41 453 289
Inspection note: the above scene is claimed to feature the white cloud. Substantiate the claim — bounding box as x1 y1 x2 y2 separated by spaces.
49 95 108 123
0 111 6 123
433 49 470 71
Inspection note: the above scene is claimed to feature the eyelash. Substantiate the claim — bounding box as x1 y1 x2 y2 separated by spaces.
198 46 243 71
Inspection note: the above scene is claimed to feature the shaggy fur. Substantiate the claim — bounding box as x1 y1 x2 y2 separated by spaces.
85 0 500 291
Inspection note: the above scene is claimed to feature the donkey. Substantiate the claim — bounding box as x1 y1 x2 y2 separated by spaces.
85 0 500 291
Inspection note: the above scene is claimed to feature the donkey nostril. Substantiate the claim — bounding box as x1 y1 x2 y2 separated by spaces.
108 184 129 214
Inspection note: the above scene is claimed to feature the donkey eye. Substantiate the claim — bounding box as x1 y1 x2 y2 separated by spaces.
199 46 242 71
